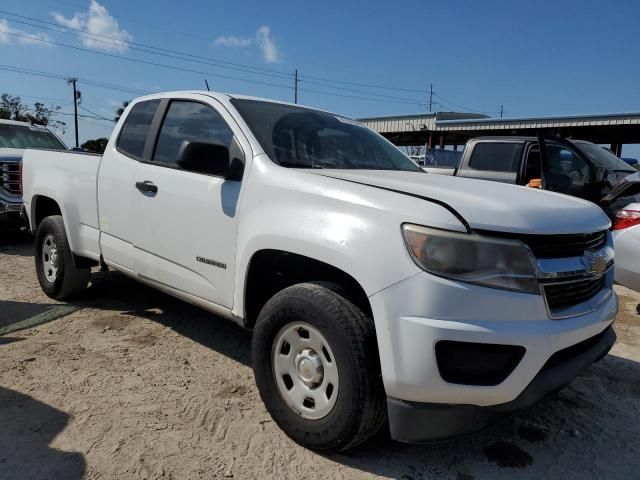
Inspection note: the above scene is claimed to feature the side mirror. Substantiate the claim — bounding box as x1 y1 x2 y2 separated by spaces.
177 138 244 180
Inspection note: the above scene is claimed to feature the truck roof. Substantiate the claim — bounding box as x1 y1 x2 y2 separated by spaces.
470 136 595 145
133 90 340 117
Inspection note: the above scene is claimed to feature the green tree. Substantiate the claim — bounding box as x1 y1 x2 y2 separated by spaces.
81 137 109 154
114 100 130 123
0 94 66 133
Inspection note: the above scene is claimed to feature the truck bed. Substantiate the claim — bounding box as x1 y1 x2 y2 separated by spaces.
22 149 103 261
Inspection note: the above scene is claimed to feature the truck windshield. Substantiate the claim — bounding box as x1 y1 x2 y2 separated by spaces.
0 124 67 150
576 142 635 173
232 99 421 171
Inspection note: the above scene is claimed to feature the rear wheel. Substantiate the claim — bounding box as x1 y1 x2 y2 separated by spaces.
252 282 386 451
35 215 90 300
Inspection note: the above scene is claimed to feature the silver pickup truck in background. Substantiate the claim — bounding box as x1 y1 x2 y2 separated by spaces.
424 136 639 218
0 119 68 223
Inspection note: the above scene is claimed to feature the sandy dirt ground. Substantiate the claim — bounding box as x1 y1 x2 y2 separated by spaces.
1 227 639 480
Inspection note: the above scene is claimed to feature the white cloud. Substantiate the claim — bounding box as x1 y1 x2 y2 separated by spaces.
256 26 279 64
214 25 280 64
51 0 132 53
214 35 253 48
0 19 53 46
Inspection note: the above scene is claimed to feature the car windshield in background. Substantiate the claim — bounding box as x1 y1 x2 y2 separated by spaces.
577 142 635 173
0 124 66 150
232 99 421 172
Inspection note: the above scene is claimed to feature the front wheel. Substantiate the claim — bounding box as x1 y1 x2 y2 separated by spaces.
252 282 387 451
35 215 90 300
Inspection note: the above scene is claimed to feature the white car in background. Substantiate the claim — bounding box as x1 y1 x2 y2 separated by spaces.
613 203 640 291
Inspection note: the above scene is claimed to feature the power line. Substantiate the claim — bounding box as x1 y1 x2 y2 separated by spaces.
0 18 429 106
0 64 148 95
4 14 433 105
300 88 426 107
0 10 293 80
299 78 425 104
0 28 296 91
3 7 505 113
45 0 225 45
0 40 425 107
0 9 434 98
301 74 425 94
1 9 493 110
432 92 499 116
79 105 112 122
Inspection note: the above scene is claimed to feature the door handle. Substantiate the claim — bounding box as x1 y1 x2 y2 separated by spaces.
135 180 158 195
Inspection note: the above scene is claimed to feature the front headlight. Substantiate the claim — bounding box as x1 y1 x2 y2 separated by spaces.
402 224 539 294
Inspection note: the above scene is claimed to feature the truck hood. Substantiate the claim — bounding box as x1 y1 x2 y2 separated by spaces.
0 148 24 161
310 170 611 234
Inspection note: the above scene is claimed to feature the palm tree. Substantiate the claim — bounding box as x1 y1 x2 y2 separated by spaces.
114 100 130 123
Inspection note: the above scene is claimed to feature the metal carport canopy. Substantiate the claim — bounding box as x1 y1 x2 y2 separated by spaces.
359 111 640 146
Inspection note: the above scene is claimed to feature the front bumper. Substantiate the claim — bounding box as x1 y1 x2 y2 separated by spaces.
0 199 21 216
387 326 615 442
0 189 22 217
369 270 618 441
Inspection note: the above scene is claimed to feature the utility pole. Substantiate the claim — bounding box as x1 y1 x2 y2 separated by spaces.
500 105 504 118
294 69 299 104
67 78 79 148
428 84 433 113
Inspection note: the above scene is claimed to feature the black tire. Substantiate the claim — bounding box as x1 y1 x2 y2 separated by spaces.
252 282 387 451
35 215 90 300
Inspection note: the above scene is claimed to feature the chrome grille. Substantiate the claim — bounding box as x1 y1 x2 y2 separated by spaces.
0 161 21 195
542 276 606 310
486 230 607 258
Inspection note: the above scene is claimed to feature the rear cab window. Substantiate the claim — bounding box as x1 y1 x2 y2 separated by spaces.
116 100 161 159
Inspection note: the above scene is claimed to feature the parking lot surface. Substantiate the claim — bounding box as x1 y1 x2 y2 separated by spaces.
1 228 639 480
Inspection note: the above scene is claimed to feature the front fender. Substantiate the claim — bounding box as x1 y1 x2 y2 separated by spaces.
231 156 466 319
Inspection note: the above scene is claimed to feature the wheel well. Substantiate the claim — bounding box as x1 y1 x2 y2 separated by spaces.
244 249 372 329
33 196 62 228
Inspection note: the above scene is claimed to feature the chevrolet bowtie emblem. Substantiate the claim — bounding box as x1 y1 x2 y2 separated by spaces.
583 250 608 276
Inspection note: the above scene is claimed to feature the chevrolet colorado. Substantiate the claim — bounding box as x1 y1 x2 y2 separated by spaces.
21 91 617 451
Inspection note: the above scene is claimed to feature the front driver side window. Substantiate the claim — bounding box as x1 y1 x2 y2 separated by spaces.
545 144 591 188
153 101 234 167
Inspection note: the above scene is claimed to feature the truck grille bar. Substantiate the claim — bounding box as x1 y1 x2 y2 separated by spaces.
485 230 607 258
542 276 607 310
0 161 21 195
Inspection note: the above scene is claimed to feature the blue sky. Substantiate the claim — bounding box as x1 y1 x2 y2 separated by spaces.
1 0 640 155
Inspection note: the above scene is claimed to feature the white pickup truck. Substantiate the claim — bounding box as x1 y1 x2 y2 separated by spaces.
21 91 617 451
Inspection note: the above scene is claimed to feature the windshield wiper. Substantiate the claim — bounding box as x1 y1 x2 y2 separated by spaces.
277 161 325 169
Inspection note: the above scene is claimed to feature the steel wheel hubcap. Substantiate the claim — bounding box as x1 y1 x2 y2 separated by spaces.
42 234 59 283
272 322 339 420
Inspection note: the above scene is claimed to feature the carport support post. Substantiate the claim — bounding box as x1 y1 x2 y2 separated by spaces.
610 143 623 157
439 134 445 149
428 132 433 149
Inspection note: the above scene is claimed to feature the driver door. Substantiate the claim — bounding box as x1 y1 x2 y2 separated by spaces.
132 96 246 308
